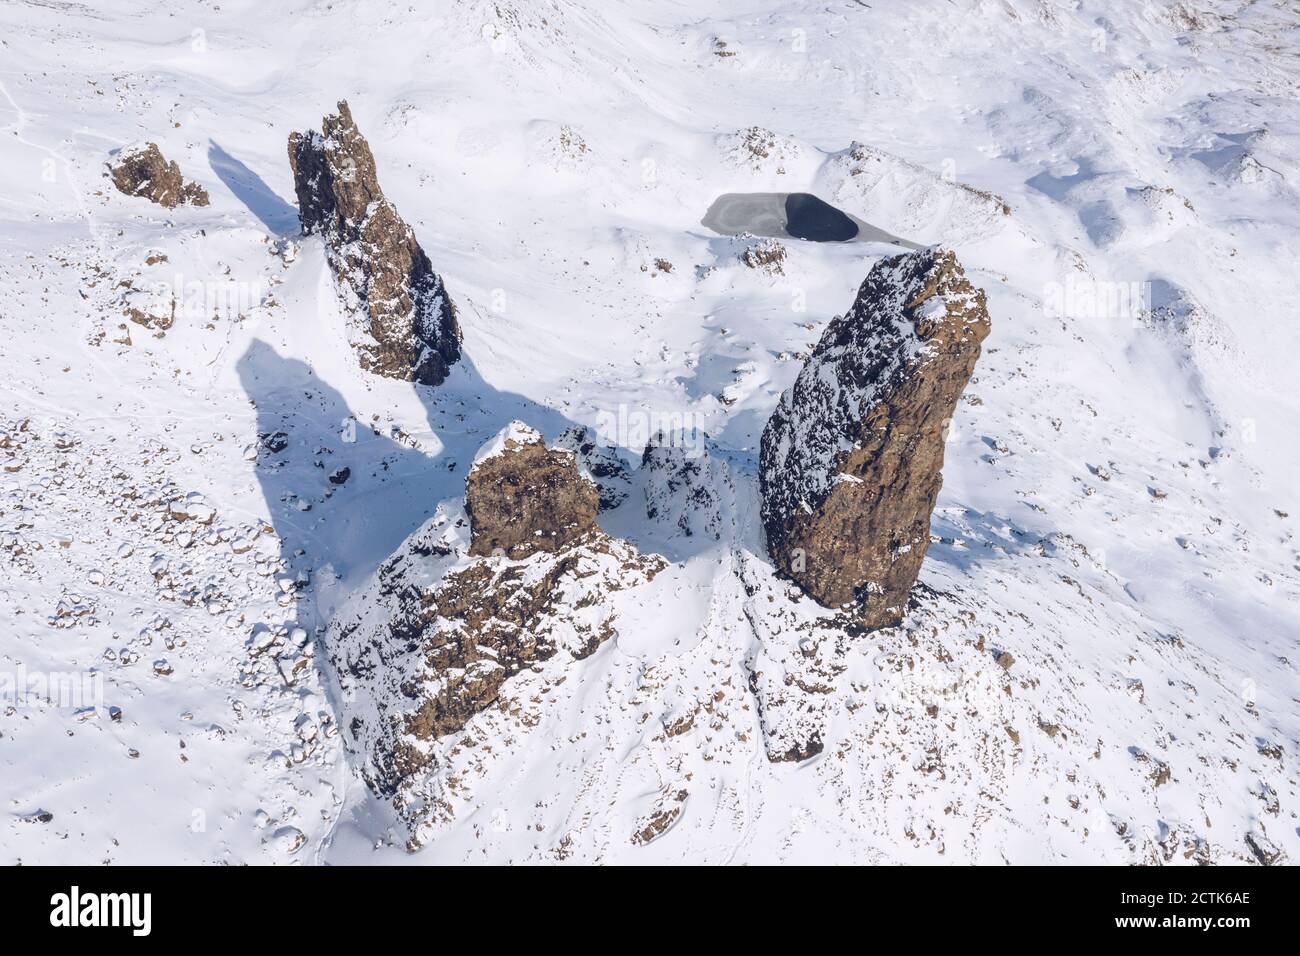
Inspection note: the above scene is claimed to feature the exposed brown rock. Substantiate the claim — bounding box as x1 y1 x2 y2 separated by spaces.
465 422 599 560
326 505 663 845
401 557 575 744
760 246 990 629
741 237 787 275
631 792 687 845
124 304 174 332
108 143 209 209
288 100 460 386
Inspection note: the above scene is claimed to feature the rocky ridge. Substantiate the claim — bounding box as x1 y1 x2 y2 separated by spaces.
326 425 664 848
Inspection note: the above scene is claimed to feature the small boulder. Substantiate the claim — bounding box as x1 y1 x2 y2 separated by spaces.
108 143 209 209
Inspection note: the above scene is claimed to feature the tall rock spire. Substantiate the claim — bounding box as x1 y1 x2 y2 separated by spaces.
760 246 990 629
288 100 461 386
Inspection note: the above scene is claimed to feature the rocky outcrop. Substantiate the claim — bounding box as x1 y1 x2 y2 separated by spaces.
396 545 618 743
760 246 990 629
325 425 664 848
465 422 599 559
641 431 726 541
288 100 460 386
554 425 631 510
108 143 209 208
741 238 787 275
328 513 662 848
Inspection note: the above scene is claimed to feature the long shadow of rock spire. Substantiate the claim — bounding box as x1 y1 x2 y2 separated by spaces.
236 335 597 640
235 340 449 631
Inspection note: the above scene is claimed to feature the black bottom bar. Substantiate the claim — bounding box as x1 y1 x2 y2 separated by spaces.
0 865 1277 941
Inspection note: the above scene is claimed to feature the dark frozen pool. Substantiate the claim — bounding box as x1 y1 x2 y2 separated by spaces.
784 193 858 241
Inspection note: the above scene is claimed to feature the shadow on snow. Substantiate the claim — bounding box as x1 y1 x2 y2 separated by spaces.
236 340 585 630
209 140 300 235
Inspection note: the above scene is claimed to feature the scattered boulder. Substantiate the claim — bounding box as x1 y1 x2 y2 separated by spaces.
465 422 599 559
258 431 288 454
760 246 990 629
124 302 175 332
108 143 209 208
741 238 787 275
267 825 307 855
288 100 461 386
1245 830 1284 866
727 126 801 173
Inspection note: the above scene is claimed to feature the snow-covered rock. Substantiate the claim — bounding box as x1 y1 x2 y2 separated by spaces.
640 430 727 542
107 143 209 209
325 507 664 849
554 425 631 510
3 0 1298 869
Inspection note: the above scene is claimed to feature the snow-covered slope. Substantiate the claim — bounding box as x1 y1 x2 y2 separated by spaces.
1 0 1297 864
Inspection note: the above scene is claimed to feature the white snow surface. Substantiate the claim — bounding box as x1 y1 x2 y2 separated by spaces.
0 0 1297 864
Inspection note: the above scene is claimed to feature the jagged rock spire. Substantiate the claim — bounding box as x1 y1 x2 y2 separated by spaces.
760 246 990 629
288 100 461 386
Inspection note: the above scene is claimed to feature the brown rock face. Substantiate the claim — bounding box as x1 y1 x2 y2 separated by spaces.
465 423 599 559
760 246 990 629
327 508 663 846
400 555 587 744
108 143 209 209
288 100 460 386
396 540 651 748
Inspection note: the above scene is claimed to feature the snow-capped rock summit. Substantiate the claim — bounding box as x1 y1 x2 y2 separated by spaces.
760 247 990 628
466 422 599 559
288 100 461 386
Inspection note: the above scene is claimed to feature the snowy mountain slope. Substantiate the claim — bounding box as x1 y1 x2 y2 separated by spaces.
0 0 1297 863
